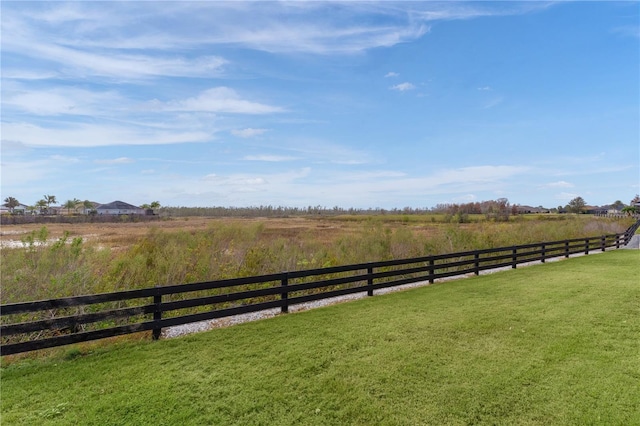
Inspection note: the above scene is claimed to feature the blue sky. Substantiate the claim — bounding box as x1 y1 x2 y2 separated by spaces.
1 1 638 209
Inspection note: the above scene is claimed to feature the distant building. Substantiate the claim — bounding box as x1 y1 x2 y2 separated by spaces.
95 201 145 215
15 203 29 214
1 203 30 215
516 205 549 214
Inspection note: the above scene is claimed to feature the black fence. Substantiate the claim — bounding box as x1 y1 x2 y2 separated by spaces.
2 221 639 356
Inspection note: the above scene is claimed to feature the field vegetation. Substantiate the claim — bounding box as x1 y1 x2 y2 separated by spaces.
1 214 634 352
1 250 638 425
1 214 633 305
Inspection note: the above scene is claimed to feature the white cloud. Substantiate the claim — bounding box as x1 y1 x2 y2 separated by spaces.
49 154 81 163
385 72 399 78
390 82 415 91
243 155 296 162
273 137 375 165
477 86 492 91
231 128 269 138
3 23 227 80
2 70 60 80
157 87 283 114
545 180 574 188
95 157 134 165
3 87 123 116
2 1 554 67
2 122 211 147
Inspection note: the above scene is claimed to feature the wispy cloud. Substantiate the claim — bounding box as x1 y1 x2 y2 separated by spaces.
154 87 284 114
94 157 134 165
2 1 547 62
385 71 399 78
390 82 415 92
3 86 124 116
2 122 211 147
242 155 296 162
231 128 269 138
477 86 492 91
544 180 574 188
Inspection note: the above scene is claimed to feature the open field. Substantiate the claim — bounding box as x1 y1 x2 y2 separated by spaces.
0 215 633 306
2 250 639 425
1 214 632 252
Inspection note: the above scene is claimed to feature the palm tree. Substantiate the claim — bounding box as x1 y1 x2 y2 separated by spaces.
36 199 47 214
64 199 80 215
82 200 94 215
621 206 638 216
3 197 19 213
72 198 82 214
44 195 57 214
150 201 161 210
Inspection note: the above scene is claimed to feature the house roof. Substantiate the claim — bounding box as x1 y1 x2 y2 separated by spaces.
96 200 141 210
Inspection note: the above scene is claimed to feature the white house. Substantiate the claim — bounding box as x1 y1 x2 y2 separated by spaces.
95 201 145 215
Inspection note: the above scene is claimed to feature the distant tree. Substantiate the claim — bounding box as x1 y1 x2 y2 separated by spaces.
44 195 57 213
150 201 161 210
483 198 510 221
3 197 19 213
621 206 638 216
611 200 625 211
82 200 94 215
36 199 48 214
75 198 83 213
64 199 81 215
567 196 586 214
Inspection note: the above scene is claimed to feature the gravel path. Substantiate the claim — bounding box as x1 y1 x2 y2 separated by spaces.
162 249 614 339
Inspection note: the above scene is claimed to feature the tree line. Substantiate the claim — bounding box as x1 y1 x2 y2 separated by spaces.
4 195 639 218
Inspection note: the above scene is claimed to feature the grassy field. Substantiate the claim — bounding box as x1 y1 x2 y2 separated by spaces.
2 250 638 425
1 215 632 304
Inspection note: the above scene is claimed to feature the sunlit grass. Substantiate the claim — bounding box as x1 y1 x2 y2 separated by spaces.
2 250 638 425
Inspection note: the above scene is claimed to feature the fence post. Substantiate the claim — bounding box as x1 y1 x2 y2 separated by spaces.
601 236 606 252
152 288 162 341
428 259 435 284
367 267 374 296
616 234 620 249
512 248 517 269
541 243 546 263
474 253 480 275
585 238 590 255
281 273 289 314
565 241 569 258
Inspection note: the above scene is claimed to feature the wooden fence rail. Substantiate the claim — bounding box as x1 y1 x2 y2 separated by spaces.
2 221 639 356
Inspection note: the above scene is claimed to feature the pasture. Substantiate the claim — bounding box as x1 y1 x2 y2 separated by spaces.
1 250 638 425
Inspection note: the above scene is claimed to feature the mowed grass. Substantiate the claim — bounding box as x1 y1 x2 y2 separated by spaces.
2 250 639 425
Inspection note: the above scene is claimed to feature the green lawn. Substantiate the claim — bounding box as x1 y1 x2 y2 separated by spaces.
2 250 639 425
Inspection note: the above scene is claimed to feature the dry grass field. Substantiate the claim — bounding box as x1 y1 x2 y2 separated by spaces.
0 214 632 305
0 216 440 250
